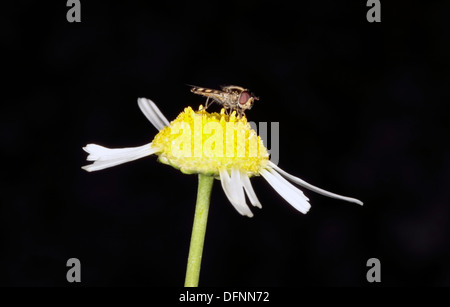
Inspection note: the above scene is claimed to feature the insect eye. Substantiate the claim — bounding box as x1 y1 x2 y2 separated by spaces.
239 91 251 105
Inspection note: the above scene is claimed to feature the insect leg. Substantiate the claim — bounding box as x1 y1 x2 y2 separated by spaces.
205 97 211 109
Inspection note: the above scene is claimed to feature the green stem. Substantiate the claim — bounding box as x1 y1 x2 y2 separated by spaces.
184 174 214 287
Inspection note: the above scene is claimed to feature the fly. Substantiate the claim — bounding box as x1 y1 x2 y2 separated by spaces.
189 85 259 117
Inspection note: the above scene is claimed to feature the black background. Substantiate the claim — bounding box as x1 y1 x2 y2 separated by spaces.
1 1 449 286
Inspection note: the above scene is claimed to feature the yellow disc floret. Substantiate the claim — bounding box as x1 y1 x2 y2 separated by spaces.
151 106 269 176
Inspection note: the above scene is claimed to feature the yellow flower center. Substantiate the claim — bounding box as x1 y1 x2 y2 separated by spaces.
151 106 269 176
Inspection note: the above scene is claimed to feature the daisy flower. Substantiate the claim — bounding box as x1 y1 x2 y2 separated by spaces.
82 98 362 217
82 97 363 286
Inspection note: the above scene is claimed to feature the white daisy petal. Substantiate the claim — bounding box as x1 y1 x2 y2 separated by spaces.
82 142 159 172
82 155 145 172
267 167 309 201
219 168 253 217
268 161 363 206
240 171 262 209
83 143 156 161
231 168 253 217
260 169 311 214
219 169 240 212
137 98 170 131
146 99 170 127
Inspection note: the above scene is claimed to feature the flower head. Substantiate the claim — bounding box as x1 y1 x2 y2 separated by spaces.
152 106 269 176
83 98 362 217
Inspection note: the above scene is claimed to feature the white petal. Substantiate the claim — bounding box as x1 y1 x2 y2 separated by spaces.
260 169 311 214
231 169 251 214
83 143 155 161
219 169 253 217
219 169 239 213
137 98 170 131
268 161 363 206
240 171 262 208
82 142 158 172
267 167 309 201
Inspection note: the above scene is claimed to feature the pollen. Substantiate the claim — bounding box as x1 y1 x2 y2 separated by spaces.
151 106 269 176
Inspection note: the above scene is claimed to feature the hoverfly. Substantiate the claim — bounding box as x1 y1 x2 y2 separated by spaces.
189 85 259 117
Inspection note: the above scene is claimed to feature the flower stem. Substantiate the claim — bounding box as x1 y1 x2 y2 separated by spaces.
184 174 214 287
